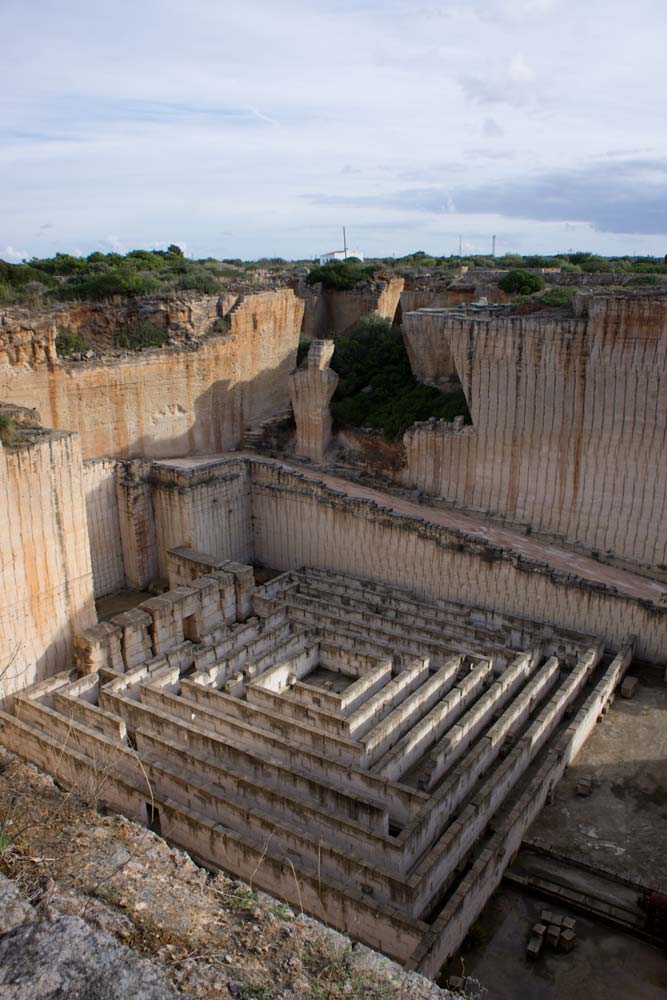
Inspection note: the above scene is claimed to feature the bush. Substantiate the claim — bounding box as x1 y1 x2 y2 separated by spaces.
306 260 376 290
56 267 161 301
498 270 543 295
175 270 221 293
629 274 659 286
330 315 471 440
55 327 87 356
113 321 168 350
534 287 577 307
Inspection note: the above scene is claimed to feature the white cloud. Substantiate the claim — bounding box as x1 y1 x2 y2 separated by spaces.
1 245 28 262
0 0 666 258
508 54 535 83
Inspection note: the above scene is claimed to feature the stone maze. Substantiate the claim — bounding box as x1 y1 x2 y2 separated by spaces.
0 548 633 978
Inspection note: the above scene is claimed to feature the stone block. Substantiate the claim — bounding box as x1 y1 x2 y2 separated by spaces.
560 929 576 952
526 936 542 960
546 925 561 949
620 675 639 699
576 776 594 797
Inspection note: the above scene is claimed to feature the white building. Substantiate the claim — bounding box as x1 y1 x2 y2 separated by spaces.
318 249 364 265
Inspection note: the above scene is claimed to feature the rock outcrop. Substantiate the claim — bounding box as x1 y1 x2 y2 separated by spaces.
0 907 184 1000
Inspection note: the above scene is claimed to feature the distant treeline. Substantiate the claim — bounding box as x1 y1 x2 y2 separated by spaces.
1 247 666 306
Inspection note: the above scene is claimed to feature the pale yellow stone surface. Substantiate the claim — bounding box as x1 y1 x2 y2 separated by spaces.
403 295 667 570
289 340 339 462
0 289 304 460
0 430 96 699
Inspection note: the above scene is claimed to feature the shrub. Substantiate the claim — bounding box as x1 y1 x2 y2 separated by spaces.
306 260 376 290
56 267 161 301
534 287 577 307
55 327 87 356
330 315 471 440
629 274 659 286
175 270 221 293
498 270 543 295
113 321 168 350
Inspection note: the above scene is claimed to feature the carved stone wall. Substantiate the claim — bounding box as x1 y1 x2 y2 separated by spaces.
402 294 667 571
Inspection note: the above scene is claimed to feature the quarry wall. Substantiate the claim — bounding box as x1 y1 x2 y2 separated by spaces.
403 295 667 571
300 278 403 339
150 460 253 578
247 461 666 662
83 460 125 598
0 430 96 700
0 289 304 460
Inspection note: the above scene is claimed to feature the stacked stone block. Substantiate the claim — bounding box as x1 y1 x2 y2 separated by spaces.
1 566 631 980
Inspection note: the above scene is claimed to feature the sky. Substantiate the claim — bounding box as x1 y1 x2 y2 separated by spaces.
2 0 667 262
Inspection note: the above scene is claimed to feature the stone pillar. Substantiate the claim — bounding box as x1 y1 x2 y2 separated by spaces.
289 340 339 463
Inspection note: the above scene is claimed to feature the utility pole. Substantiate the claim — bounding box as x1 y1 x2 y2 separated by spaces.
492 234 496 257
343 226 348 261
458 234 462 257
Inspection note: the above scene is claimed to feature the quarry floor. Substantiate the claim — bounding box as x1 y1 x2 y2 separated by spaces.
441 669 667 998
160 453 667 604
528 671 667 892
440 884 667 1000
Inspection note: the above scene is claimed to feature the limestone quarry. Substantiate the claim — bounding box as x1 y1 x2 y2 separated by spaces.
1 264 666 1000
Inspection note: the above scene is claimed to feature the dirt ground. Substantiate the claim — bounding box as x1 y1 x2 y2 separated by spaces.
440 886 667 1000
528 672 667 892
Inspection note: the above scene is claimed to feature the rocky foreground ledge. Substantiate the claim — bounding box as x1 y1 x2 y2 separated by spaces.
0 748 457 1000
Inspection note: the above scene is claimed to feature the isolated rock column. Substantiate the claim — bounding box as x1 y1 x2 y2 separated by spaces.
289 340 339 463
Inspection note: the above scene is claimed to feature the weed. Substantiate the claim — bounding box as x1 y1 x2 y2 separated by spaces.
269 901 294 921
232 884 258 910
0 797 16 856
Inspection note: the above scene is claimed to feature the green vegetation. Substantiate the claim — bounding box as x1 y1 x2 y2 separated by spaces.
0 414 18 449
1 246 666 310
54 267 162 302
498 269 543 295
330 315 471 440
55 327 87 356
113 321 169 351
231 884 258 911
0 245 234 306
531 286 577 307
306 259 377 290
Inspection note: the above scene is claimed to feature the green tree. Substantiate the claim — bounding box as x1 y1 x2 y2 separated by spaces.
498 270 543 295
